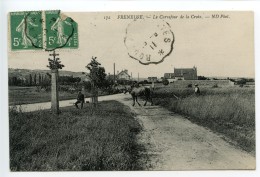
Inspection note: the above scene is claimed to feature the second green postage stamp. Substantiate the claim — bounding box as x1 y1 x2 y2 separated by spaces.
9 10 78 51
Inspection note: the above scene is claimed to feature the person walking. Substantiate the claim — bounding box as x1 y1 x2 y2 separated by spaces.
151 81 155 91
75 91 85 109
194 84 200 95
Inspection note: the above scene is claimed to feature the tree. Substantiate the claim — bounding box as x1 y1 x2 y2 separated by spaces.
59 76 81 85
95 67 107 88
41 74 51 91
86 56 105 106
29 74 32 86
46 72 51 78
38 74 42 85
34 74 37 85
8 77 13 86
86 57 107 89
83 81 92 92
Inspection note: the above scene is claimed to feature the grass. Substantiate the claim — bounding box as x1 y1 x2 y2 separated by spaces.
153 85 255 154
9 86 76 105
9 101 143 171
9 86 109 105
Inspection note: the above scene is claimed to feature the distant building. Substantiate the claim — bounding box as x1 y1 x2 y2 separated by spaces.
163 66 198 80
147 77 158 83
164 73 175 79
106 69 132 82
117 69 131 80
174 66 198 80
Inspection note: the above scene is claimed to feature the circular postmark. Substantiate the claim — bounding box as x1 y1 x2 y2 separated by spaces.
124 19 175 65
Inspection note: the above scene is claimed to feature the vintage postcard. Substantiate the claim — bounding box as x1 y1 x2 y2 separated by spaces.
8 11 255 171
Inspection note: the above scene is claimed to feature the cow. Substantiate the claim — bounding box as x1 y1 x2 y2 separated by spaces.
130 84 153 106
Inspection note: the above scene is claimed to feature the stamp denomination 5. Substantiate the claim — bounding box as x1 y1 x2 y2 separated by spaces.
10 11 43 50
10 10 78 51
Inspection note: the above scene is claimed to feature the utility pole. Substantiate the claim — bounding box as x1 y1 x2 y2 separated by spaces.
138 72 139 82
113 63 115 83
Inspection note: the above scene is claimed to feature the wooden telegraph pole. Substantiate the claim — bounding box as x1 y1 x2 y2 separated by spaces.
47 50 64 114
113 63 116 83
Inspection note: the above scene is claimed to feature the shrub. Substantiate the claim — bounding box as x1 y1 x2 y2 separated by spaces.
212 84 218 88
162 79 169 86
187 84 192 88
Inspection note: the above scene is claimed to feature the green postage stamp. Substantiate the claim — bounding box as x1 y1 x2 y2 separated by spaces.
10 11 43 50
9 10 78 51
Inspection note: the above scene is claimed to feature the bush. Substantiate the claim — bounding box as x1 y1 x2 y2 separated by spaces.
198 76 208 80
212 84 218 88
162 79 169 85
236 79 247 85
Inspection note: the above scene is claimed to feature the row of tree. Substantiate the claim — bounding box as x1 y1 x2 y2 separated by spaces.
9 73 51 86
9 73 82 87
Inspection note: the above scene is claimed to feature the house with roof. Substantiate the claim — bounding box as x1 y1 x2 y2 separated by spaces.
117 69 131 81
163 66 198 81
164 73 175 79
147 77 158 83
174 66 198 80
106 69 132 83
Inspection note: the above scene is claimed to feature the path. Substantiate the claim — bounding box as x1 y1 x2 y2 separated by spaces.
10 93 256 170
9 93 124 112
116 94 255 170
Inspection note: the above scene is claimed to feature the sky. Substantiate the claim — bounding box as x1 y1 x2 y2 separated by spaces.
8 11 255 78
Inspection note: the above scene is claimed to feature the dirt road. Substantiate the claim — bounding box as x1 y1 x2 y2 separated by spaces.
10 93 255 170
116 94 255 170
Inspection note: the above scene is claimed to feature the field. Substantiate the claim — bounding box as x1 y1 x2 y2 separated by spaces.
152 83 255 154
9 86 110 105
9 86 76 105
9 101 142 171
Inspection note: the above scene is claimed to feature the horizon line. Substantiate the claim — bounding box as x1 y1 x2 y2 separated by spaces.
8 67 255 79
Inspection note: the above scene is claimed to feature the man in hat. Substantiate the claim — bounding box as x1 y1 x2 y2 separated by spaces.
194 84 200 95
75 91 85 109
